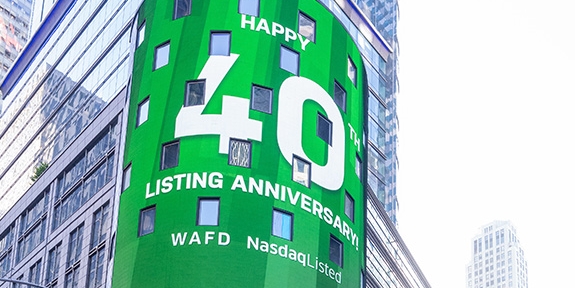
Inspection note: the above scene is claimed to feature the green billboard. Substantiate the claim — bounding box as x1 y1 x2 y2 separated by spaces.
112 0 367 287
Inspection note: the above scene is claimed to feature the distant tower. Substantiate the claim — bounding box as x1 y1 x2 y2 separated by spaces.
467 221 528 288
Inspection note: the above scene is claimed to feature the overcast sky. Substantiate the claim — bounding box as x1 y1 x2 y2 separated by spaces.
395 0 575 287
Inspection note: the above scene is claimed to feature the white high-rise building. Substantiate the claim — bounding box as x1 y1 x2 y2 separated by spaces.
467 221 528 288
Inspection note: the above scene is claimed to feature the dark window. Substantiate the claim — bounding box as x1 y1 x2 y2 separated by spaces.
280 46 299 75
251 85 273 113
344 192 354 222
197 198 220 226
139 206 156 236
317 113 332 145
210 32 231 56
154 42 170 70
161 141 179 170
272 209 293 241
185 80 206 107
334 81 346 112
298 12 316 42
238 0 259 16
228 139 251 168
174 0 191 19
329 235 343 267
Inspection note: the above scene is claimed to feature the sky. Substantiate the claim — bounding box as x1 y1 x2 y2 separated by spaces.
395 0 575 287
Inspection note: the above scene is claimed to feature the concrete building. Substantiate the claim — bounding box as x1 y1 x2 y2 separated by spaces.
467 221 528 288
0 0 429 287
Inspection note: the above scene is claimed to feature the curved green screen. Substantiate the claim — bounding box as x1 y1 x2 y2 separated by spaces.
112 0 367 287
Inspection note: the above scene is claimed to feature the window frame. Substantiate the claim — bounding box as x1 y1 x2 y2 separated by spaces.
184 79 206 107
280 45 299 75
348 56 357 86
209 31 231 56
298 11 316 43
136 96 150 127
137 21 146 47
228 138 252 168
292 155 311 188
317 113 332 145
153 41 170 70
197 198 220 226
138 206 156 237
271 208 293 241
173 0 191 19
344 191 354 222
329 234 343 267
334 80 346 112
161 141 180 170
250 84 273 114
238 0 259 16
122 164 131 192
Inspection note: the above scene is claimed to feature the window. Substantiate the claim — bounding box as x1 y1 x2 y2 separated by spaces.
197 198 220 226
46 244 61 285
139 206 156 236
317 113 332 145
210 32 231 56
173 0 191 19
238 0 259 16
348 57 357 85
344 192 354 222
228 139 251 168
272 209 293 241
154 42 170 70
355 155 362 179
91 203 109 248
329 235 343 267
280 46 299 75
87 247 106 288
161 141 179 170
185 80 206 107
251 85 272 113
67 224 84 267
122 164 131 191
298 12 316 42
292 156 310 187
29 259 42 285
136 97 149 126
64 267 80 288
137 21 145 47
334 81 346 112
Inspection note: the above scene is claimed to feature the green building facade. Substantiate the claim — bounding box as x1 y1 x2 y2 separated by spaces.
113 0 368 287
